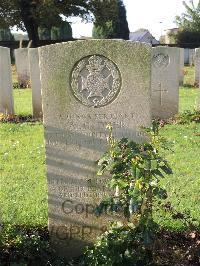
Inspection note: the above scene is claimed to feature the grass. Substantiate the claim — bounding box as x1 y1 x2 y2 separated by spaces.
11 65 18 84
156 122 200 230
179 66 199 113
12 64 32 117
183 65 195 87
0 123 47 226
179 88 199 113
13 89 33 117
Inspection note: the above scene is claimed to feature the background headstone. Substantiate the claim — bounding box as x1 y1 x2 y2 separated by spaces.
179 48 184 85
39 40 152 258
0 46 14 115
189 49 195 66
151 46 180 119
194 48 200 86
14 48 30 87
28 48 43 119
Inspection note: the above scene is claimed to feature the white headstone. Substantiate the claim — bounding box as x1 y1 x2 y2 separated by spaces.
179 48 184 85
151 46 180 119
189 49 195 66
28 48 42 118
195 48 200 85
39 40 152 258
0 46 14 115
14 48 30 87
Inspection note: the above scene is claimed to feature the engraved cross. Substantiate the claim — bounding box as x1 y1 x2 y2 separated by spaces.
153 83 168 106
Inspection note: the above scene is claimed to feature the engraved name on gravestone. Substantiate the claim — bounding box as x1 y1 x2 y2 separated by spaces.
39 40 152 258
151 47 180 119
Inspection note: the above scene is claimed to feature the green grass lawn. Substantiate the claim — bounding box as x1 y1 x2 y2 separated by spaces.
13 89 33 117
0 123 47 226
183 66 195 87
156 122 200 230
179 88 199 112
0 67 199 232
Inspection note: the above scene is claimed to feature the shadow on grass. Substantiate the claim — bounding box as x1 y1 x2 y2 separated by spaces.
0 114 42 124
182 83 196 89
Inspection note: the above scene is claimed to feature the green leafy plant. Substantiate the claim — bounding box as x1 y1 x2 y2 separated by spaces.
0 224 50 264
85 121 173 265
175 109 200 124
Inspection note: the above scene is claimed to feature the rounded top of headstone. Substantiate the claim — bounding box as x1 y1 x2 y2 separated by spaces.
70 54 121 108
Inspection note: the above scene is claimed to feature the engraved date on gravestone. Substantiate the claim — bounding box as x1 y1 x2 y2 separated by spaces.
152 53 170 68
71 55 121 107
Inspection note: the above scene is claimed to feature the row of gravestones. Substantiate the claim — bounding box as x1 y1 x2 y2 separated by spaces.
15 48 43 118
189 47 200 88
1 40 199 259
0 47 42 118
0 44 186 121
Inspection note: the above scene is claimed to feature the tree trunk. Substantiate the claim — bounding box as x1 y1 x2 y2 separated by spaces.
19 0 39 48
24 21 39 48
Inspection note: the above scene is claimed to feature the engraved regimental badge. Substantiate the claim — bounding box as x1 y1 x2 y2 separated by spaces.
152 53 170 68
71 55 121 107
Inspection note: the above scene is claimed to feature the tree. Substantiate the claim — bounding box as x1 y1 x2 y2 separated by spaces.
0 0 90 47
0 27 14 41
93 21 116 39
38 27 51 41
175 0 200 44
115 0 129 39
176 30 200 45
92 0 129 40
0 0 119 47
176 0 200 32
51 21 72 40
38 18 72 41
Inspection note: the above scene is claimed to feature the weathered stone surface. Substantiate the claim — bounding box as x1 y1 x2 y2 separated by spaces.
189 49 195 66
0 46 14 115
14 48 30 87
179 48 184 85
195 48 200 85
39 40 152 258
151 46 180 119
28 48 42 118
